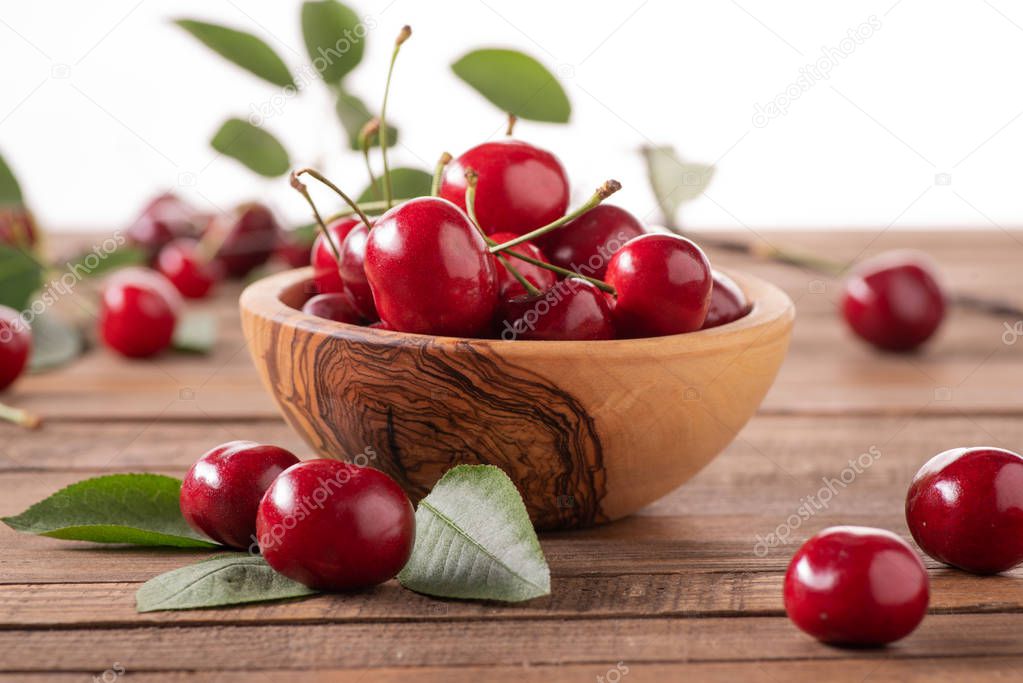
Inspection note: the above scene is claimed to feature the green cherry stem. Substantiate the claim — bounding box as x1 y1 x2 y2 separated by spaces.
380 25 412 210
323 199 415 223
0 401 40 429
358 118 381 201
431 152 452 197
294 167 373 231
489 179 622 254
290 171 341 261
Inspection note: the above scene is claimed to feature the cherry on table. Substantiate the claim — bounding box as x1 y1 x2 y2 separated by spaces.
488 231 557 299
906 446 1023 574
156 238 224 299
98 268 182 358
256 459 415 591
126 193 204 261
301 293 362 324
337 223 377 319
0 305 30 391
180 440 300 549
538 204 646 279
211 202 280 278
312 217 361 296
784 526 929 646
275 227 314 268
499 279 615 341
702 270 751 329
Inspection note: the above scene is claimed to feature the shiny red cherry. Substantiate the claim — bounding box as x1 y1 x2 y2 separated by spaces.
906 447 1023 574
312 217 361 295
499 279 615 341
538 205 646 279
0 205 38 249
156 238 224 299
256 459 415 591
98 268 181 358
365 197 499 336
180 441 299 549
126 193 203 261
702 271 751 329
439 140 569 236
0 305 31 391
841 251 945 352
301 293 362 324
337 223 377 319
211 203 280 278
605 234 712 338
488 231 557 299
784 526 929 646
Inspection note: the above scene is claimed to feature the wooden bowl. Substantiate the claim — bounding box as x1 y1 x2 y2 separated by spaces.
240 268 794 530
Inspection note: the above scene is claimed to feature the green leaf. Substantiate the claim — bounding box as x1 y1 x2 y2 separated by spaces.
28 311 83 372
136 555 317 612
452 49 570 123
62 245 146 279
0 149 23 205
172 312 217 355
641 145 715 228
1 474 217 548
301 0 365 85
357 167 431 204
175 19 295 88
335 90 398 151
398 465 550 602
0 243 42 311
211 118 290 177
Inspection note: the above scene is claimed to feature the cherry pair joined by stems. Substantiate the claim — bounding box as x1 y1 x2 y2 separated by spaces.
98 267 181 358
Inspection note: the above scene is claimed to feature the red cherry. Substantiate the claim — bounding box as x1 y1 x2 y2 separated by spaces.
701 271 751 329
605 234 712 338
126 193 203 261
499 279 615 341
180 441 299 549
275 227 314 268
312 217 361 295
0 305 31 391
488 231 557 299
365 197 499 336
337 223 377 319
0 205 38 249
98 268 181 358
784 526 929 646
156 238 224 299
301 293 362 324
906 447 1023 574
211 203 280 278
841 251 945 352
538 205 646 279
440 140 569 236
256 459 415 591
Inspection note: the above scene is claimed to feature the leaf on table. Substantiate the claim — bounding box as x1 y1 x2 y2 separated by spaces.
175 19 295 88
136 555 317 612
211 118 291 177
0 243 43 312
397 464 551 602
451 49 570 123
0 148 23 204
1 474 217 548
335 90 398 150
172 311 218 355
28 310 84 372
641 145 715 228
357 167 431 204
61 245 147 279
301 0 365 85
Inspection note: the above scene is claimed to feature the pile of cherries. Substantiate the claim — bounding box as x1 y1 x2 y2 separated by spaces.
784 446 1023 646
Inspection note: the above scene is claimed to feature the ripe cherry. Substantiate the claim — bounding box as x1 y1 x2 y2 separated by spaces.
702 271 751 329
784 526 929 646
98 268 181 358
0 205 38 249
906 447 1023 574
365 197 499 336
337 223 377 319
605 234 712 338
301 293 362 324
312 217 361 295
499 279 615 341
156 238 224 299
256 459 415 591
180 441 299 549
488 231 557 299
0 305 31 391
439 140 569 236
538 204 646 279
275 227 314 268
126 193 203 261
211 203 280 278
841 251 945 352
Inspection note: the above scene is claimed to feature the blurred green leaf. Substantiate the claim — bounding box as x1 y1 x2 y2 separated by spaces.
211 118 290 177
172 312 218 355
0 149 23 205
335 90 398 150
452 49 570 123
28 311 83 373
301 0 365 85
357 168 431 204
641 145 715 228
175 19 295 88
0 244 42 311
62 246 146 279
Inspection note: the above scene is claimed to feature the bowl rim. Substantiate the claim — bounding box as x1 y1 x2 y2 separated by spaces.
239 266 795 356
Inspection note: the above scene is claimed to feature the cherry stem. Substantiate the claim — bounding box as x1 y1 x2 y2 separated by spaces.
489 179 622 254
294 168 373 231
324 198 415 223
431 152 452 197
380 25 411 210
506 113 517 136
358 118 381 201
290 171 341 261
508 249 616 294
0 401 41 429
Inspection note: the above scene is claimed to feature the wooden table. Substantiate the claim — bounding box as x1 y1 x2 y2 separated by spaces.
2 230 1021 681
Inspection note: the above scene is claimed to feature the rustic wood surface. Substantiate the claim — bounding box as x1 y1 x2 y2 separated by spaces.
1 230 1021 682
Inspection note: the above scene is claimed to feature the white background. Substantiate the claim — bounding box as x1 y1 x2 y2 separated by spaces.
1 0 1021 233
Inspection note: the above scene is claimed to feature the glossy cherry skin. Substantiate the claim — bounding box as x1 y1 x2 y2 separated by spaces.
440 140 570 236
256 459 415 591
605 234 712 338
0 205 38 249
156 238 224 299
538 205 646 279
702 271 751 329
126 193 203 261
180 441 299 549
365 197 499 336
301 293 363 324
99 268 182 358
0 305 31 391
784 526 929 646
906 447 1023 574
488 231 557 299
211 203 280 278
312 217 361 295
841 251 945 352
337 223 377 319
499 279 615 341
